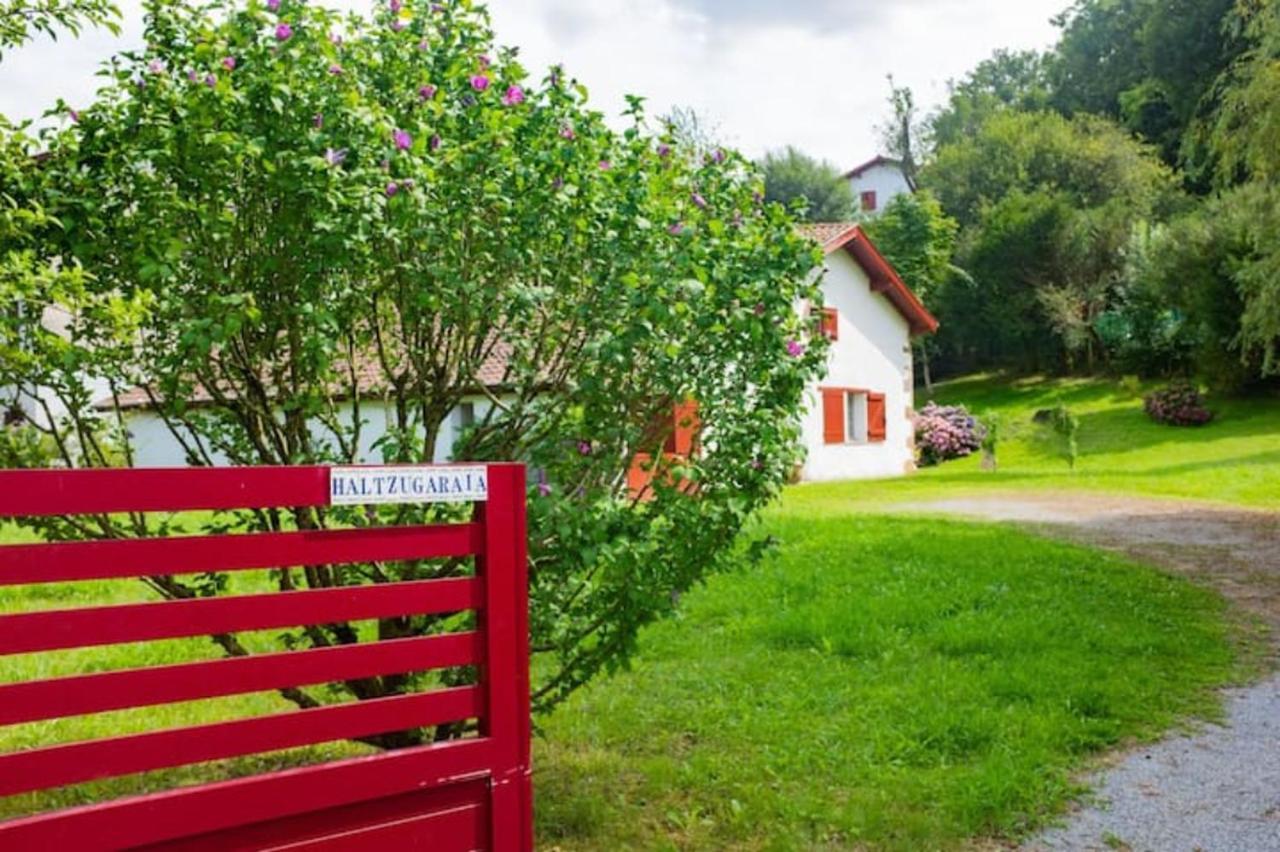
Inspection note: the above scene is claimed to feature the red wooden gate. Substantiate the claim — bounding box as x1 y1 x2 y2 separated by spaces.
0 463 531 851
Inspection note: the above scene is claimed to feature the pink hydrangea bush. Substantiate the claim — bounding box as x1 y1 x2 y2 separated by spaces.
1144 383 1214 426
915 403 985 466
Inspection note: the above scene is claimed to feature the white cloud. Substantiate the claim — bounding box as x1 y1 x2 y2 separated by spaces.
0 0 1066 168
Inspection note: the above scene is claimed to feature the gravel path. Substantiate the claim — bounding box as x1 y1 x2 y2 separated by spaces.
893 492 1280 852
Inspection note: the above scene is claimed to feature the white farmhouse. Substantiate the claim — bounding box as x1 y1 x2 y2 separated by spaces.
844 155 914 216
796 223 937 481
82 224 935 482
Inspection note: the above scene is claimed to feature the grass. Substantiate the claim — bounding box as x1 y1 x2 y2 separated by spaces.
532 512 1246 850
0 373 1269 845
791 374 1280 512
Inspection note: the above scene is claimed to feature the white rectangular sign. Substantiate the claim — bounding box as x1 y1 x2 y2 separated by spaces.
329 465 489 506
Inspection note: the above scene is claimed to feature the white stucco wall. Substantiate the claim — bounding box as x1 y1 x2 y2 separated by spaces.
848 162 912 215
121 397 501 468
799 250 915 482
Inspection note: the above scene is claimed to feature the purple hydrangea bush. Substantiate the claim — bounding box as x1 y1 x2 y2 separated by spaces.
915 402 985 466
1144 383 1214 426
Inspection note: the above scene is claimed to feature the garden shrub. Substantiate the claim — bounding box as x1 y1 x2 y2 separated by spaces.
1144 383 1215 426
0 0 827 742
914 403 984 466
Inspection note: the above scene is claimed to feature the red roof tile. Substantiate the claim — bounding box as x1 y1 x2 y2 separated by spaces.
798 222 939 336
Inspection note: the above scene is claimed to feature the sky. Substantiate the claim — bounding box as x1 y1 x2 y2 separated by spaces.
0 0 1068 169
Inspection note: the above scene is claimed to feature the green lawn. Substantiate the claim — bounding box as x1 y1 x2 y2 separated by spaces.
533 513 1246 850
792 374 1280 512
0 374 1269 845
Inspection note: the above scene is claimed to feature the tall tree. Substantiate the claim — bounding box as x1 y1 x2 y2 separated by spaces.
760 146 856 222
5 0 828 737
922 110 1178 372
1050 0 1242 174
879 76 922 188
1 1 120 424
930 49 1053 149
862 191 961 393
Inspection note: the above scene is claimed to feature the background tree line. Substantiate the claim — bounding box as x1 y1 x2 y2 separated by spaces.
764 0 1280 392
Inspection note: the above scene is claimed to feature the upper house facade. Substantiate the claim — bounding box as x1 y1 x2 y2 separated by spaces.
796 223 937 481
843 155 914 216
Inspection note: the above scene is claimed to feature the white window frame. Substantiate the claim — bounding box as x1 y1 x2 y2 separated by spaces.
844 390 869 444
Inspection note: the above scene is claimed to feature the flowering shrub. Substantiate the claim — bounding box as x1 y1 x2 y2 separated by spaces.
1144 383 1215 426
2 0 827 743
915 403 984 466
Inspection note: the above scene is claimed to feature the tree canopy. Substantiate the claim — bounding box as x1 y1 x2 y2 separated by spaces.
1 0 827 735
759 146 856 222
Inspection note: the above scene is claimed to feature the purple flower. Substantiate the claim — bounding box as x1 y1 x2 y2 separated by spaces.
560 124 576 140
470 74 490 91
657 143 672 158
324 147 347 167
328 63 343 76
430 134 442 151
222 56 237 71
330 31 344 46
786 340 805 358
204 73 217 88
393 129 412 150
478 54 492 68
187 69 199 82
692 192 707 209
598 160 611 171
390 18 405 32
751 459 764 471
148 58 166 75
418 38 430 51
389 0 402 10
577 441 592 456
275 22 293 41
668 222 685 235
713 148 726 164
537 482 553 497
418 84 437 101
68 109 80 123
267 0 280 10
385 181 399 197
313 112 324 129
501 85 525 106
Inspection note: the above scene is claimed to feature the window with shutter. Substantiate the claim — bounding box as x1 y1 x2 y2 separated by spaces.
820 307 838 341
868 392 887 442
822 388 846 445
672 399 700 456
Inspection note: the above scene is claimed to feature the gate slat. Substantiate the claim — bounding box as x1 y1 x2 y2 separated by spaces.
0 466 336 517
0 577 481 655
0 685 483 797
0 632 482 726
0 523 483 586
0 738 496 850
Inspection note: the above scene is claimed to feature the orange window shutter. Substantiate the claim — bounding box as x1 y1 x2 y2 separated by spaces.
672 399 700 456
822 308 839 341
868 392 887 442
822 389 846 445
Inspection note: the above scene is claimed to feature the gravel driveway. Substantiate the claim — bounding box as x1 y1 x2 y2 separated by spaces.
894 492 1280 852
